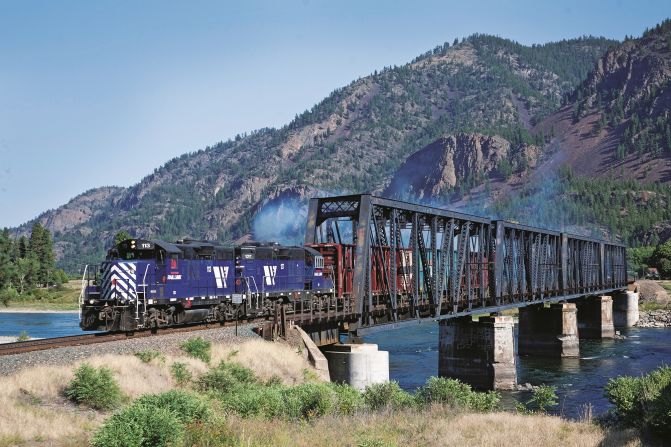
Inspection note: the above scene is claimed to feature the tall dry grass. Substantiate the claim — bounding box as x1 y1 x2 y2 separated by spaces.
0 338 645 447
0 338 310 445
211 338 311 384
225 406 642 447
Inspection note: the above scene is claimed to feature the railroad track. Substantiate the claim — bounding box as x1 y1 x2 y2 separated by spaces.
0 320 255 356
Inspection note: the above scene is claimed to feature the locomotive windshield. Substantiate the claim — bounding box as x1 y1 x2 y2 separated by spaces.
109 239 163 261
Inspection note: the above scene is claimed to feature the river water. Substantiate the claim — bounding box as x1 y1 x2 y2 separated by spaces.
365 322 671 419
0 312 82 338
1 313 669 418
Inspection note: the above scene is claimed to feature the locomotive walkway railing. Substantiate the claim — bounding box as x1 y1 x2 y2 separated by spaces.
304 194 627 331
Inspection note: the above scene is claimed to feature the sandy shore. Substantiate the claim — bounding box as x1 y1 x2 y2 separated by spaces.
0 308 78 314
0 336 42 344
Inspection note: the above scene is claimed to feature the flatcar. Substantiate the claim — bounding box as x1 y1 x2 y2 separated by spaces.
79 239 333 331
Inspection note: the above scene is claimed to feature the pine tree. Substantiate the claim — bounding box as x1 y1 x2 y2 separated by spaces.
28 223 55 287
18 236 28 259
0 229 16 290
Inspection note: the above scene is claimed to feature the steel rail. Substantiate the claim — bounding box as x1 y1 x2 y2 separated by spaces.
0 320 257 357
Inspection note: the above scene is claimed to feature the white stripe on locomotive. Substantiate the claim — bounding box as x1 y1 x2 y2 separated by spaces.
263 265 277 286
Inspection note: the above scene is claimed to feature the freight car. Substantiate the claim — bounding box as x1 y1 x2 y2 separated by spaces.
79 239 333 331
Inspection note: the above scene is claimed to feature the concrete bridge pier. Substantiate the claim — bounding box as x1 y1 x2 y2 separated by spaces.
518 303 580 357
438 315 516 390
613 290 640 328
322 344 389 391
576 296 615 339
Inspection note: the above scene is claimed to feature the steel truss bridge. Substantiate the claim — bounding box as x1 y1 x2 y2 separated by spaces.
300 194 627 337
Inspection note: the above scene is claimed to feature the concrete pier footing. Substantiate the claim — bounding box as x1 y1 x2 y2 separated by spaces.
518 303 580 358
322 344 389 390
613 291 640 328
576 296 615 339
438 316 516 390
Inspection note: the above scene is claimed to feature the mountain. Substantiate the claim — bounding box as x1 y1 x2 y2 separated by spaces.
535 19 671 183
383 21 671 245
13 33 622 272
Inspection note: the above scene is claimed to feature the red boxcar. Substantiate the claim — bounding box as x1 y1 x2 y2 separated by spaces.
308 243 487 299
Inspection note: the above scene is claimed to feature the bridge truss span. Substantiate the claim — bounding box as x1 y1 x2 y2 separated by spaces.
304 194 627 331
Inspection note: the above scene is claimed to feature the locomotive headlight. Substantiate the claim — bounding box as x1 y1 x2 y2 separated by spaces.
89 299 96 304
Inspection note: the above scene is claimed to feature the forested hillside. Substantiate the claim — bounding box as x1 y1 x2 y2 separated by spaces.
8 31 633 272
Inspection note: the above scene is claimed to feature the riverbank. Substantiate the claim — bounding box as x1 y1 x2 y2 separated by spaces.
637 309 671 327
0 334 646 447
0 307 78 313
0 281 80 312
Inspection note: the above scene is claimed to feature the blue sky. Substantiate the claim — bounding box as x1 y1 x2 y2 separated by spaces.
1 0 669 228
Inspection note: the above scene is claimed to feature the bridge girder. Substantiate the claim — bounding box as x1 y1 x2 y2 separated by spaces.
304 194 627 331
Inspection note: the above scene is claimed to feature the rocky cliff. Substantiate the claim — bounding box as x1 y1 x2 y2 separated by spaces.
386 133 538 200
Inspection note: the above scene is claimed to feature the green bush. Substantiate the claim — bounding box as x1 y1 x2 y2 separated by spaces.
363 381 414 411
64 363 123 410
0 286 19 307
330 383 365 414
218 384 285 418
92 403 182 447
213 380 360 420
415 376 500 412
170 362 192 386
517 385 558 414
134 350 163 364
198 361 257 392
92 390 211 447
134 390 211 424
16 331 30 342
605 365 671 437
282 382 336 419
180 337 212 363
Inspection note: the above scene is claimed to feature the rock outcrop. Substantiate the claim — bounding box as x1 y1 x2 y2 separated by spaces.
636 310 671 328
385 133 537 200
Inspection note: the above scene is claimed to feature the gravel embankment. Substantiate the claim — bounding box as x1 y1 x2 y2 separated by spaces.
637 310 671 328
0 324 259 376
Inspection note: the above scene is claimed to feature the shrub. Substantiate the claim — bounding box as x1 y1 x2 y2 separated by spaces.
16 331 30 342
363 381 414 411
0 286 19 307
170 362 192 386
330 383 365 414
527 385 558 413
605 365 671 437
198 361 257 392
64 363 123 410
214 381 348 420
134 350 163 363
282 382 336 419
415 376 500 412
92 403 182 447
134 390 211 424
92 390 211 447
219 384 285 418
265 375 283 386
180 337 211 363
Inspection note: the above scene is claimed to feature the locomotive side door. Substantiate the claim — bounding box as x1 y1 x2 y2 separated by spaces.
234 246 256 304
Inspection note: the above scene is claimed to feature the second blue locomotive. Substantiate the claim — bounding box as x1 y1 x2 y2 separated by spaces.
80 239 333 331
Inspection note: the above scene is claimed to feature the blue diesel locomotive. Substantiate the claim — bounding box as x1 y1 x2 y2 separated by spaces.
79 239 333 331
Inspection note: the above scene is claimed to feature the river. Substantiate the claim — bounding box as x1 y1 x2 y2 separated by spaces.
365 322 671 419
0 312 82 339
1 312 669 418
